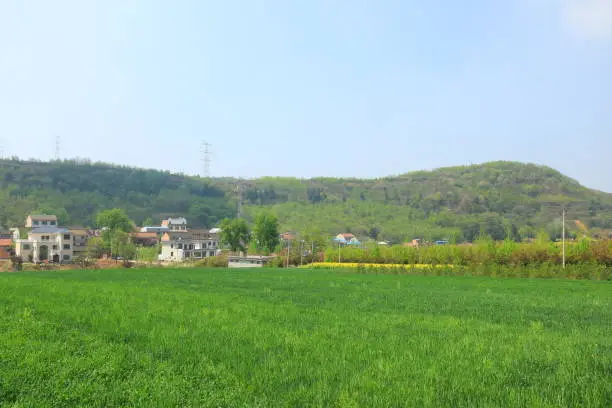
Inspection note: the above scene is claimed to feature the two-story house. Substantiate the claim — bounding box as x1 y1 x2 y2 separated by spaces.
159 229 220 262
26 214 58 228
68 227 89 259
161 217 188 231
15 226 73 263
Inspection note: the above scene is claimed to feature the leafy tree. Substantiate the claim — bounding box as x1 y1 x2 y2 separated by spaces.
117 239 137 260
253 212 280 254
137 247 158 263
142 217 154 227
85 237 105 259
220 218 251 253
96 209 133 232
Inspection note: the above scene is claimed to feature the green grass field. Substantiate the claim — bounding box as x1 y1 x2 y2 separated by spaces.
1 268 610 407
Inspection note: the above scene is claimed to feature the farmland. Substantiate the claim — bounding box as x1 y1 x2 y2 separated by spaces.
1 268 611 407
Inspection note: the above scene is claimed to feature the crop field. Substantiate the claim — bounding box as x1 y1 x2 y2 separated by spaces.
1 268 610 407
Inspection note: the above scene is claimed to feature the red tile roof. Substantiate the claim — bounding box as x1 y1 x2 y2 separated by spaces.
0 238 13 247
0 247 11 259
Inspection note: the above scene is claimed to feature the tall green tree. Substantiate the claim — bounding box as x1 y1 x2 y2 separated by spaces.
85 237 105 259
253 212 280 254
220 218 251 253
96 209 133 232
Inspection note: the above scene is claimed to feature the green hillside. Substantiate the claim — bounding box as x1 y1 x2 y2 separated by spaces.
0 159 610 242
0 159 233 229
223 161 612 242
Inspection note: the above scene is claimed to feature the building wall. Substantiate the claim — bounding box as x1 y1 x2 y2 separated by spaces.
71 231 89 258
26 216 58 228
18 232 74 262
160 239 220 261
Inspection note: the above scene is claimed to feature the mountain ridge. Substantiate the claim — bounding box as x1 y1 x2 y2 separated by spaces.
0 158 609 242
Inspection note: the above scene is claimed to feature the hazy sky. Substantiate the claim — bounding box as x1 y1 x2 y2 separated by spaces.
0 0 611 191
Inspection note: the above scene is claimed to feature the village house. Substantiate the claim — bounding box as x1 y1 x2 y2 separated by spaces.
228 255 275 268
159 229 220 262
161 217 188 231
0 238 12 260
15 226 73 263
129 232 159 247
68 227 89 259
26 214 58 228
334 233 361 246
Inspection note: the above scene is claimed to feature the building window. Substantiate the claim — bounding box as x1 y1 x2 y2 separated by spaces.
170 244 173 248
42 235 49 241
53 245 58 250
33 220 40 225
64 234 70 240
23 244 30 250
178 243 183 249
63 244 70 250
209 251 215 257
50 221 56 225
63 255 70 261
42 221 48 225
170 252 174 257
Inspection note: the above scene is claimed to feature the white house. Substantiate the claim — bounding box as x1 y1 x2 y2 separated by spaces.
26 214 58 228
159 229 220 262
228 255 275 268
15 226 73 263
161 217 188 231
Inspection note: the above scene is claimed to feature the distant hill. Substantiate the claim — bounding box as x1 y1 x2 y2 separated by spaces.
0 159 610 242
0 159 233 229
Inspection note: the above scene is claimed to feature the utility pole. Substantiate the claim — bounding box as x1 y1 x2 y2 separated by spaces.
562 207 566 269
300 240 304 266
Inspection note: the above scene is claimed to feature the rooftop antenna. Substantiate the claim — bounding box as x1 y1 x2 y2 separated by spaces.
201 141 211 178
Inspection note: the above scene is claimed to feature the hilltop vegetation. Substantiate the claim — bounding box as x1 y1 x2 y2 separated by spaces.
230 161 612 242
0 158 610 242
0 158 233 228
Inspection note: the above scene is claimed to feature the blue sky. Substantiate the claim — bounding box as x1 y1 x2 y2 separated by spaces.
0 0 611 191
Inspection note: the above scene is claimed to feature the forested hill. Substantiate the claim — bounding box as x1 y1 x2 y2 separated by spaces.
0 159 610 242
0 159 234 229
220 161 612 242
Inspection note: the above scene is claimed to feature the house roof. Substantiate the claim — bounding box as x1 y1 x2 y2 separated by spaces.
30 226 68 234
130 232 158 239
163 217 187 226
338 233 355 238
28 214 58 220
0 247 10 259
0 238 12 247
164 229 216 241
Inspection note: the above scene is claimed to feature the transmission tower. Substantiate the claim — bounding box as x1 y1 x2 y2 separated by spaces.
54 135 61 161
201 141 211 178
